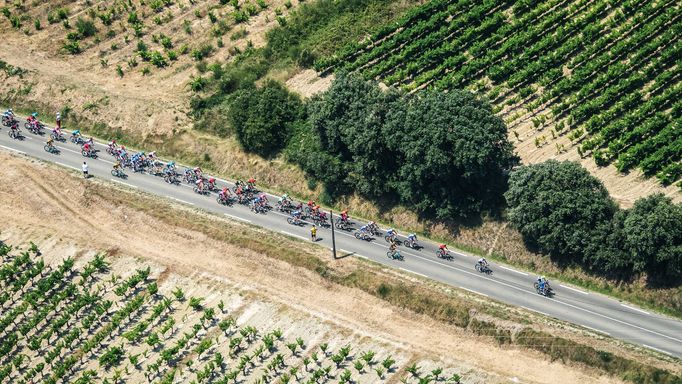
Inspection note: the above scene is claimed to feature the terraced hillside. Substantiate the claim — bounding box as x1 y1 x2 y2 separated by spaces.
316 0 682 191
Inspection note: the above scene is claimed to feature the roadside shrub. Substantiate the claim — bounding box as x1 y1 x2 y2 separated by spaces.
505 160 617 261
229 80 304 157
1 7 10 18
34 19 41 30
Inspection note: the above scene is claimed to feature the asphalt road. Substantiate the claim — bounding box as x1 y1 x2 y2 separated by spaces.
1 117 681 359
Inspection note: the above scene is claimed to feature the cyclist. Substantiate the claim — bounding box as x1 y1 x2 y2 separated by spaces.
219 187 231 201
406 233 417 245
477 257 488 271
82 141 92 156
438 244 449 257
386 228 397 242
193 167 202 179
207 177 216 190
195 178 204 192
3 108 14 120
340 209 349 223
291 210 302 225
46 137 55 149
358 224 369 239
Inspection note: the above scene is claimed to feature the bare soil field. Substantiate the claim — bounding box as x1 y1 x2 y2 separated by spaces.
1 151 669 383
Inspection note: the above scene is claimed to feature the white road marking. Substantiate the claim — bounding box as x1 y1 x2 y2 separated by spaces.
167 196 194 205
560 284 588 295
55 162 80 171
403 252 682 344
400 268 427 278
642 344 673 356
621 304 650 315
59 146 81 155
99 158 114 165
460 287 488 297
110 179 138 189
499 265 528 276
582 325 609 336
224 213 251 223
0 144 25 154
280 230 308 241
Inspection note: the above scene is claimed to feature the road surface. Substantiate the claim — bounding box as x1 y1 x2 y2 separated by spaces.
1 118 681 359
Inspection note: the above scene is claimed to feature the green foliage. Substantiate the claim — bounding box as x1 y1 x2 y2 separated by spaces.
229 80 304 157
191 43 214 60
34 18 41 30
75 17 97 38
620 194 682 281
63 40 81 54
297 73 516 217
506 161 617 261
150 51 168 67
508 162 682 283
99 346 124 369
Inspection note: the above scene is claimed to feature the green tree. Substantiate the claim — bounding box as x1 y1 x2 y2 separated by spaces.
229 80 304 157
305 72 400 197
387 89 517 218
621 194 682 282
505 160 617 262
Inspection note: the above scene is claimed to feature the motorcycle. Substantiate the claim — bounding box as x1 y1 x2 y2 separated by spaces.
387 250 404 261
475 263 492 275
111 168 127 179
43 144 60 154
